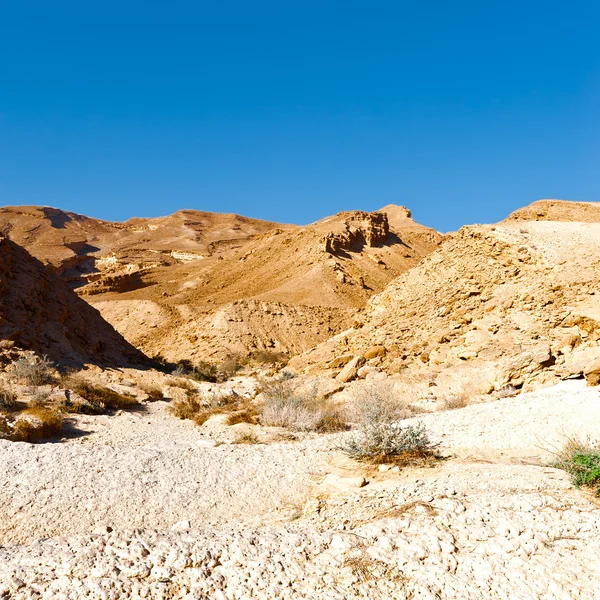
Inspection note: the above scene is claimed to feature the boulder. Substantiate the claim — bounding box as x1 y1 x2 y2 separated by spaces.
336 356 365 383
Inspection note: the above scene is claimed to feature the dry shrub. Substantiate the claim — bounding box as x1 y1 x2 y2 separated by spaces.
442 393 469 411
343 380 438 465
0 383 18 412
173 360 218 383
10 355 55 386
60 375 140 414
140 382 164 401
0 407 64 442
171 377 197 392
249 350 289 367
217 355 243 380
497 384 520 399
232 430 260 445
168 391 257 426
260 378 347 433
0 340 15 350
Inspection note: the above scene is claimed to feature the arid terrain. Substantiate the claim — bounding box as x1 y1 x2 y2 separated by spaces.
1 199 600 599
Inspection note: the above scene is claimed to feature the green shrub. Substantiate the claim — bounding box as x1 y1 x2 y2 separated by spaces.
553 436 600 496
343 380 437 464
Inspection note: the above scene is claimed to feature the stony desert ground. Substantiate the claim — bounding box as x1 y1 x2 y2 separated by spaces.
1 199 600 599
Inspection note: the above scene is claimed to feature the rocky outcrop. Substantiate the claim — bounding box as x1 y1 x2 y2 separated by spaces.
323 211 389 254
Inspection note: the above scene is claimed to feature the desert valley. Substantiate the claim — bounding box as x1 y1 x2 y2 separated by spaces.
1 198 600 599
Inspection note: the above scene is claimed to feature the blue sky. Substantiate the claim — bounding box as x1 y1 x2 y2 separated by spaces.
1 1 599 231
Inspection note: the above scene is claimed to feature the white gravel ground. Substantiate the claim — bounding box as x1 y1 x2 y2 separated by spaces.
1 379 599 598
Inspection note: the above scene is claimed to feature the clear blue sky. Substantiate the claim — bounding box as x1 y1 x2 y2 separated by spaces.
1 1 599 231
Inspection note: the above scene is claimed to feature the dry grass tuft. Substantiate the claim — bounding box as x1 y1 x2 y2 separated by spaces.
0 383 18 412
0 407 64 442
140 382 164 401
231 430 261 445
342 550 407 584
60 375 140 414
168 391 258 427
259 378 347 433
442 393 469 411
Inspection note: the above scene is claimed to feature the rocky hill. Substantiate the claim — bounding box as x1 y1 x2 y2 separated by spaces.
291 200 600 395
504 198 600 223
0 234 146 367
0 206 287 287
0 204 442 361
84 207 442 360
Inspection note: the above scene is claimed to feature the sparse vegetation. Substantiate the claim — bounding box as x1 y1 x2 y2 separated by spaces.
497 384 520 399
343 381 437 464
60 375 140 414
140 382 164 401
0 406 64 443
249 350 289 367
10 355 55 386
232 430 260 445
259 378 347 432
169 391 258 426
552 436 600 496
443 393 469 410
0 383 18 412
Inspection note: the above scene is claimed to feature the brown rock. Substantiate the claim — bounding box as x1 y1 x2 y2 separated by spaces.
336 356 365 383
363 345 386 360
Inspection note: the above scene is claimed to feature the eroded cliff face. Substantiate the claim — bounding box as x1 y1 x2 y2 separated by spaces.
0 235 147 367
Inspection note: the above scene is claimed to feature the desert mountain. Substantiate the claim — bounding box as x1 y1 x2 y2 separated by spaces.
0 205 288 287
291 199 600 394
85 207 443 360
0 204 442 361
0 234 146 367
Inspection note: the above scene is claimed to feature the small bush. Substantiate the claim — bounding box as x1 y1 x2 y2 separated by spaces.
0 384 18 412
442 394 469 411
343 380 437 464
218 355 243 380
168 391 256 426
343 420 436 465
497 384 519 399
232 430 260 445
173 360 219 383
250 350 289 366
10 355 55 386
0 407 64 443
61 376 140 414
552 436 600 496
260 379 346 433
140 383 164 401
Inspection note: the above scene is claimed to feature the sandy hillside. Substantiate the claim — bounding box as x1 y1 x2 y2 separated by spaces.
0 234 146 367
86 207 442 361
291 200 600 395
